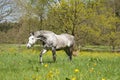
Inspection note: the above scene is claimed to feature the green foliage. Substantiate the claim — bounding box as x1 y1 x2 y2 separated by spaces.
0 22 15 32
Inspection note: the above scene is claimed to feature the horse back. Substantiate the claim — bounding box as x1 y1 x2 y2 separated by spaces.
56 34 75 49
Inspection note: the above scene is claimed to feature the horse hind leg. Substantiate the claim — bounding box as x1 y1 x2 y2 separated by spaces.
52 47 56 62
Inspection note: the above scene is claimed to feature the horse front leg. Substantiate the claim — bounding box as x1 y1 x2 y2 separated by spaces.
65 47 73 61
69 46 74 61
52 47 56 62
40 49 47 64
69 47 73 61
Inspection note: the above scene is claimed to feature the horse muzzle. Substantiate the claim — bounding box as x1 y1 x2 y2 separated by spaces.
26 43 32 49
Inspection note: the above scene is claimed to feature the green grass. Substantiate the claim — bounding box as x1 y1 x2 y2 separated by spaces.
81 45 120 52
0 44 120 80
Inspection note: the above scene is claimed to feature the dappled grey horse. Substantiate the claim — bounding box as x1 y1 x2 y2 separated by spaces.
27 30 75 63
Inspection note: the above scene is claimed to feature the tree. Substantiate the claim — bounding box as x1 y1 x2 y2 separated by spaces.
91 0 120 51
46 0 101 46
0 0 19 22
15 0 56 31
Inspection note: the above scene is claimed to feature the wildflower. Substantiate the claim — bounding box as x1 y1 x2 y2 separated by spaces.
71 77 76 80
44 64 48 67
89 68 94 72
32 75 36 79
74 69 79 73
93 63 97 66
102 78 106 80
47 71 54 78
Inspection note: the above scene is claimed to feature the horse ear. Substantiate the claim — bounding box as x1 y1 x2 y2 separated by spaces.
30 32 34 36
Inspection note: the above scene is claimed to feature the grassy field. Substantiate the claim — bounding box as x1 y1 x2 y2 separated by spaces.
0 44 120 80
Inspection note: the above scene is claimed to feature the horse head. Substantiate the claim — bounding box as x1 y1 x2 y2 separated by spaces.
27 32 37 48
26 31 47 48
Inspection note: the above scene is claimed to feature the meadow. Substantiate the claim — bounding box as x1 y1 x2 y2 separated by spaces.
0 44 120 80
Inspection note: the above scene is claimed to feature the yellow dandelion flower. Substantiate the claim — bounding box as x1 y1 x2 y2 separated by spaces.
44 64 48 67
90 68 94 72
102 78 106 80
32 75 36 79
35 78 38 80
47 71 54 78
93 63 97 66
74 69 79 73
71 77 76 80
